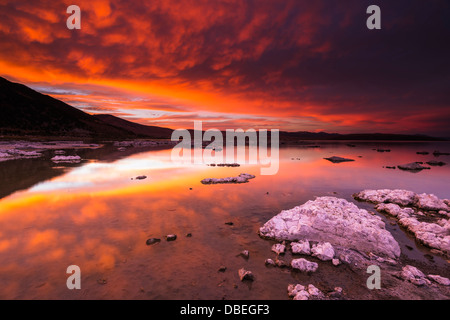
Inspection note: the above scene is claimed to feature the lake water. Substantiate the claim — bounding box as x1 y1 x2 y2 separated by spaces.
0 141 449 299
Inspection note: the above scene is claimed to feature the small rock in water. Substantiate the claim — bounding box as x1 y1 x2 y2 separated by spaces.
433 150 450 156
225 222 234 226
218 266 227 273
146 238 161 245
165 234 177 241
238 268 254 281
186 233 192 237
135 175 147 180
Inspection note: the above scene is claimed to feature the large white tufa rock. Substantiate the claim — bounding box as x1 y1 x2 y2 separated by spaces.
259 197 400 259
415 193 450 212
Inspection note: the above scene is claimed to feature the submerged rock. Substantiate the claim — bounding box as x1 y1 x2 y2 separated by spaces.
259 197 400 259
324 156 355 163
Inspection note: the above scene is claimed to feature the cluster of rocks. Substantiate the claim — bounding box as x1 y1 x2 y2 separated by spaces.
201 173 256 184
50 155 82 163
433 150 450 156
354 189 450 256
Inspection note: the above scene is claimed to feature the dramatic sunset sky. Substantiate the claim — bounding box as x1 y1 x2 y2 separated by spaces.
1 0 449 136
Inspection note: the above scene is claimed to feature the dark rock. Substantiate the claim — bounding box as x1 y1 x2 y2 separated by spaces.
225 222 234 226
240 250 250 259
218 266 227 272
165 234 177 241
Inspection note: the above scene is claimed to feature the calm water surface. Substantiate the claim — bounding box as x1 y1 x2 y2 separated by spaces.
0 141 449 299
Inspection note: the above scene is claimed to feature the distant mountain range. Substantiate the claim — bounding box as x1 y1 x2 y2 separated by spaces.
0 76 445 141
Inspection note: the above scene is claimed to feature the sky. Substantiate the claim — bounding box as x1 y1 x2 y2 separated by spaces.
1 0 449 136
